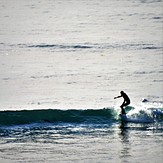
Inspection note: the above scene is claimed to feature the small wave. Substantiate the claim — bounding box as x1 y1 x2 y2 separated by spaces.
140 0 162 4
0 108 117 126
0 43 5 45
142 46 160 50
27 44 93 49
153 80 163 82
134 71 155 75
153 16 162 20
30 75 57 79
1 42 162 51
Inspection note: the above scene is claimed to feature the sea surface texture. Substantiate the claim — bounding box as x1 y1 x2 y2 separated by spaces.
0 0 163 162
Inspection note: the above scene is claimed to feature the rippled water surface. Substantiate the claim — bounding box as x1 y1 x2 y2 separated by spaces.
0 0 162 162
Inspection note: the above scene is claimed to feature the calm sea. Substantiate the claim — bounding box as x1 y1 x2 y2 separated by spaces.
0 0 162 162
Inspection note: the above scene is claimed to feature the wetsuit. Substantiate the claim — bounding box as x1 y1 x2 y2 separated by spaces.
120 92 130 114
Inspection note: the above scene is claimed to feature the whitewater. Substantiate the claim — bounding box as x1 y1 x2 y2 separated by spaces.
0 0 163 162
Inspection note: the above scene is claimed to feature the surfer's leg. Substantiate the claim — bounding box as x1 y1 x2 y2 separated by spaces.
121 101 131 115
124 101 130 107
120 105 126 115
122 101 130 108
122 108 126 115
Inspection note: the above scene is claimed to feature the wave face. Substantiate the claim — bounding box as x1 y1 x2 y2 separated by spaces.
1 107 163 126
0 108 117 126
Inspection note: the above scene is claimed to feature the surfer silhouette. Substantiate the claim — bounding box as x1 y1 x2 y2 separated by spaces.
114 91 130 115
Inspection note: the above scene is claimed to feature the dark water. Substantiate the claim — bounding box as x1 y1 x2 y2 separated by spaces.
0 107 162 162
0 107 162 163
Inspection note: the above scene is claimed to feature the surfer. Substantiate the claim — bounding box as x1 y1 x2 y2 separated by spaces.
114 91 130 115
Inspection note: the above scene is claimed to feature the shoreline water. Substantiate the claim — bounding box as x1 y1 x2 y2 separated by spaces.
0 119 162 163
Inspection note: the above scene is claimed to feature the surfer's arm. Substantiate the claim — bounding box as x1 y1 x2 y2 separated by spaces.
114 95 122 99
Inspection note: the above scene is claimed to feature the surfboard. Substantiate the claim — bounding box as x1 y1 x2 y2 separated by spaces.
120 114 154 123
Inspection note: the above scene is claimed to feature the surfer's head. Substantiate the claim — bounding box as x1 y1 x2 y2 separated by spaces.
120 91 124 95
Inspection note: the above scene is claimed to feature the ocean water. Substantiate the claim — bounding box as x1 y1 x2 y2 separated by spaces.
0 0 163 162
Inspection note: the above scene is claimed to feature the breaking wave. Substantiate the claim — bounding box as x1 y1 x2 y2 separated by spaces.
0 107 162 126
